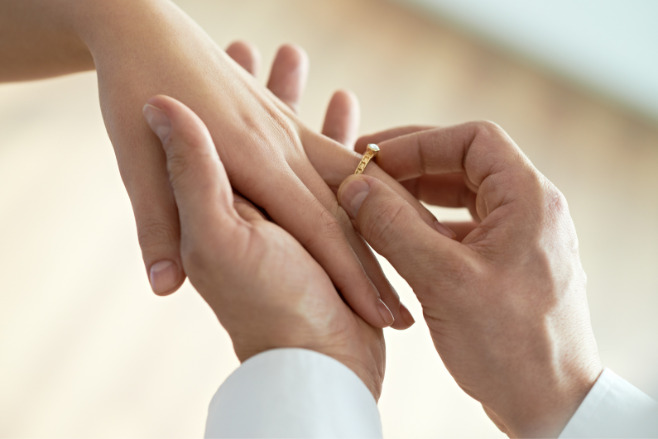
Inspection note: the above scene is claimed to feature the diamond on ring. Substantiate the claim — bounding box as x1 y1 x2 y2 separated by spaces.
354 143 380 175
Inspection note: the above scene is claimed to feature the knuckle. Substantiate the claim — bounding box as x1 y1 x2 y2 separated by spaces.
180 228 241 284
417 250 481 303
361 199 407 254
541 179 581 251
242 109 301 153
164 149 193 190
275 191 346 255
446 252 482 287
305 206 345 249
137 220 179 258
164 130 216 190
535 177 570 224
473 120 507 140
180 241 213 279
181 224 248 285
167 151 189 186
543 180 569 213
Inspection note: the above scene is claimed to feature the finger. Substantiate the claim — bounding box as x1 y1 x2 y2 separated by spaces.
266 44 309 113
301 133 456 239
233 193 267 222
143 95 243 263
338 174 468 292
116 115 185 296
256 168 397 329
374 121 541 221
292 161 414 329
400 173 479 220
355 125 435 153
130 172 185 296
322 89 360 148
226 40 261 76
443 221 478 242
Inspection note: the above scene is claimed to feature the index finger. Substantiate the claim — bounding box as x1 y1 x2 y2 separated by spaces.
376 121 542 219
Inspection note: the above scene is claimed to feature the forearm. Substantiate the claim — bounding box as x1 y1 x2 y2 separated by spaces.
72 0 222 69
0 0 94 81
0 0 225 83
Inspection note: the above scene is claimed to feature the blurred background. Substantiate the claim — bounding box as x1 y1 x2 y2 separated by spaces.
1 0 656 437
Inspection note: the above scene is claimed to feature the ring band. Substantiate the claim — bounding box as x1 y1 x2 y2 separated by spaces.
354 143 380 175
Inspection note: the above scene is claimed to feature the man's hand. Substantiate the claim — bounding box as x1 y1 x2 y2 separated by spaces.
142 94 386 400
338 122 603 437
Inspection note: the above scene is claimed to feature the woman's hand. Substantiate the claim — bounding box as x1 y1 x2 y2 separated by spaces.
143 94 386 399
67 0 432 329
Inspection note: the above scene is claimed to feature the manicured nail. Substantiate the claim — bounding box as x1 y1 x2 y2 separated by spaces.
377 299 395 327
149 260 180 295
399 303 416 328
340 177 370 218
432 219 457 239
143 103 171 143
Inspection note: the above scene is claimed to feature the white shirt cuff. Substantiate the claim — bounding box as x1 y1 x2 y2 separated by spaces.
204 348 382 438
560 368 658 438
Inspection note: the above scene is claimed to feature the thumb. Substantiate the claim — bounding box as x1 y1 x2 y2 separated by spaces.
338 175 460 288
142 95 242 268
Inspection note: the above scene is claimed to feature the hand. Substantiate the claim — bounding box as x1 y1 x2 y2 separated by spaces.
223 40 361 152
337 122 603 436
141 94 385 399
73 0 428 329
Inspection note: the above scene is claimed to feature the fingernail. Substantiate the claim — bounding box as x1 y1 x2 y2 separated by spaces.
432 219 457 239
143 103 171 143
399 303 416 328
377 299 395 327
340 177 370 218
149 260 180 295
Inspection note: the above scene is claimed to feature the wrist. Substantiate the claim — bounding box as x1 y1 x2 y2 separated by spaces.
70 0 216 65
297 347 383 402
0 0 94 81
504 364 603 437
330 353 383 401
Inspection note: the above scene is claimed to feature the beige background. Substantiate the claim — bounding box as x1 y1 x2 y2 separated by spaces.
1 0 657 437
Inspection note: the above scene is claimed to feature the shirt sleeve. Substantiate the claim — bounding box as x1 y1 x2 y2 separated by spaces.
559 368 658 438
204 348 382 438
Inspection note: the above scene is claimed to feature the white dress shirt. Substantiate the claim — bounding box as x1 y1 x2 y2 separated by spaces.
205 348 382 438
205 348 658 438
559 368 658 438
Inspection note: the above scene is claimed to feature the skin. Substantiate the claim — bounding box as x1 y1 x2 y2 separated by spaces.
338 123 603 437
2 2 604 432
142 40 387 399
0 0 444 329
141 88 386 401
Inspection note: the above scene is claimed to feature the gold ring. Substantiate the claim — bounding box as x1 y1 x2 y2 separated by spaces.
354 143 380 175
